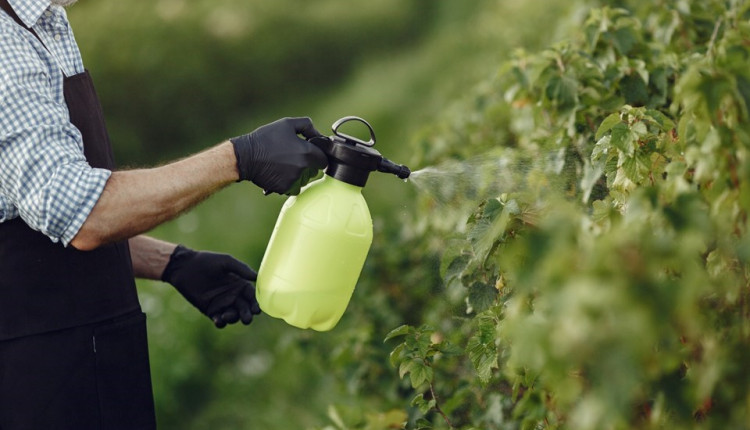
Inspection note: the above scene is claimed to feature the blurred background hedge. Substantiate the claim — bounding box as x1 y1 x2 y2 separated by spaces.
68 0 750 428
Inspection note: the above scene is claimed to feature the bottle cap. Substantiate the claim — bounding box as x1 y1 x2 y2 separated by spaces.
310 117 410 187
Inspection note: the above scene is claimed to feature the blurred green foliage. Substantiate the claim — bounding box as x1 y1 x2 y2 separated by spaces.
71 0 435 163
69 0 750 428
386 0 750 429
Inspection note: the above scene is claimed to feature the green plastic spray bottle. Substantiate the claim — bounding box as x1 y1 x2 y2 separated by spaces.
256 116 411 331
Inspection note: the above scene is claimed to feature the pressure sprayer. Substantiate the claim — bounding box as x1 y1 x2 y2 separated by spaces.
256 116 411 331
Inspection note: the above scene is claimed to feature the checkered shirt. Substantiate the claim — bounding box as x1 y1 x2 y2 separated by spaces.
0 0 110 246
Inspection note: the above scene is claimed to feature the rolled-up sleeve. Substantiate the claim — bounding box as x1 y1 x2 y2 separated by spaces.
0 29 110 246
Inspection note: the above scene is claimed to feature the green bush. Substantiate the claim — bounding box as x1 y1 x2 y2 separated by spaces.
381 1 750 429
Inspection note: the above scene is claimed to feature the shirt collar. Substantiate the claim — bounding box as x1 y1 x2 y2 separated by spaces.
8 0 52 28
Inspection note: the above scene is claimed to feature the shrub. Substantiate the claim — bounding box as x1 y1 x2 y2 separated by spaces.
384 1 750 429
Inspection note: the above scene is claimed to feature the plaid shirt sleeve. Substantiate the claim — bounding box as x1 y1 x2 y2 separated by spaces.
0 15 111 246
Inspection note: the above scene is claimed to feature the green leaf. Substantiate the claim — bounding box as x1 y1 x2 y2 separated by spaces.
581 156 606 203
620 73 649 106
398 358 414 380
440 238 470 280
610 122 634 155
592 198 616 224
364 409 408 430
468 282 499 314
404 325 435 357
604 152 620 188
610 25 638 55
415 418 433 430
648 66 670 106
596 113 622 140
411 393 437 415
585 24 600 51
631 120 648 137
622 152 651 184
467 316 499 385
545 74 579 111
698 75 733 118
592 135 611 161
645 109 675 132
469 199 512 263
436 340 464 357
389 343 407 368
384 324 412 342
483 197 504 218
583 10 602 51
326 405 347 430
677 114 692 149
736 74 750 119
443 254 471 283
402 359 433 388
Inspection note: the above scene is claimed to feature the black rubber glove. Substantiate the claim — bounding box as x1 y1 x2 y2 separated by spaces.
230 117 328 195
161 245 261 328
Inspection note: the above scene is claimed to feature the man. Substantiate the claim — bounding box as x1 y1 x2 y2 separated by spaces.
0 0 328 428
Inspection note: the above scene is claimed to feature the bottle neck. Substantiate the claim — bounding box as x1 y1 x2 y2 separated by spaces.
323 172 365 192
325 161 371 187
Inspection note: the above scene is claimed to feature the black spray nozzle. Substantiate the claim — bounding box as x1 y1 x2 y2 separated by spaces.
378 158 411 179
310 117 411 187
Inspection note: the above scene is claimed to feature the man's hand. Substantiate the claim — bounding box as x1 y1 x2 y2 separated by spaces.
230 117 328 195
161 245 261 328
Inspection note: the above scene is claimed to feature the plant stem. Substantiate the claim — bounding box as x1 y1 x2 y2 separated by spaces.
430 382 455 429
707 18 723 58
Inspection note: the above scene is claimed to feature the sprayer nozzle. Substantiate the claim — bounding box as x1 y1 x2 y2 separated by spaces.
378 158 411 179
396 165 411 179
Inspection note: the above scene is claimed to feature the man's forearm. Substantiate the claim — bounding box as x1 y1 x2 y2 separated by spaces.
129 235 178 280
70 141 239 250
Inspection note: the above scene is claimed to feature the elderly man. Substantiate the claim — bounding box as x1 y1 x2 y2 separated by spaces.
0 0 327 428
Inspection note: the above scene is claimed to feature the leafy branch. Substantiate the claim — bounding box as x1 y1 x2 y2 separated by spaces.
385 325 461 429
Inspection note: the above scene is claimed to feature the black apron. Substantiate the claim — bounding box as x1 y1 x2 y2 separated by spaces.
0 0 141 340
0 3 156 429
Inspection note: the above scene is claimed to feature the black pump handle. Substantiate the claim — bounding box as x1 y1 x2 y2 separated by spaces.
332 116 376 147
